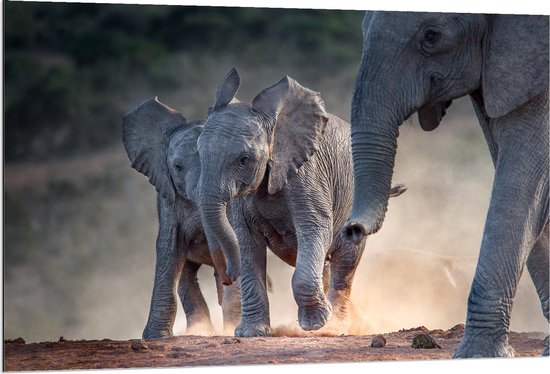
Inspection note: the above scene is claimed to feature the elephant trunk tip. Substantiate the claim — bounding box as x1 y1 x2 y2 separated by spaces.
210 247 233 286
342 220 368 246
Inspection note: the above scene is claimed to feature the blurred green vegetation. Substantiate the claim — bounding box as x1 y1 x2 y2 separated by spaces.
4 1 364 162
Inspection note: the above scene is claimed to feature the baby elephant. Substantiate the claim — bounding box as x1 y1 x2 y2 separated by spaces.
122 97 241 338
197 68 406 336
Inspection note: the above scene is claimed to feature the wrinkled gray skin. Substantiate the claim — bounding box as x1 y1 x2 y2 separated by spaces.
342 12 549 357
122 97 241 338
197 69 405 336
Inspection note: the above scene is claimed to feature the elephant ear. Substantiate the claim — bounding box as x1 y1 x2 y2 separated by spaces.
482 15 549 119
211 68 240 112
418 100 453 131
252 76 329 195
122 97 186 201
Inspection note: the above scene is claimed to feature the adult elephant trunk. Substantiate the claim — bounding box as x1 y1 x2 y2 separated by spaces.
343 66 407 245
199 190 241 285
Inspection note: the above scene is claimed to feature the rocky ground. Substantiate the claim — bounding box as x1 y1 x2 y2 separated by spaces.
4 325 547 371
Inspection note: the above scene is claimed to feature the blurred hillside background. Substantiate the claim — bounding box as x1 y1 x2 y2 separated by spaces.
4 1 547 342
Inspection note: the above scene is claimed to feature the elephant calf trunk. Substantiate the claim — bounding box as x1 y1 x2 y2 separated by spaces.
199 197 241 284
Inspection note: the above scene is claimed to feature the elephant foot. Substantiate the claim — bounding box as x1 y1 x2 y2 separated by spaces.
235 321 273 337
453 332 515 358
543 336 549 356
142 325 173 339
298 299 333 331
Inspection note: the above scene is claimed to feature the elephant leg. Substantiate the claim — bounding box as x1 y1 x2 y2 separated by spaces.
214 269 242 334
322 260 331 294
221 280 242 335
454 96 549 358
143 214 183 339
526 223 549 355
292 218 333 331
178 260 214 335
326 234 366 325
234 227 271 337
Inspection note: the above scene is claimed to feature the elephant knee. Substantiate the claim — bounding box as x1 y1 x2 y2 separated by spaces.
291 272 324 302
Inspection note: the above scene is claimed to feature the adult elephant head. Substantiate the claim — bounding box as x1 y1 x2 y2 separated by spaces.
343 12 549 358
344 12 548 240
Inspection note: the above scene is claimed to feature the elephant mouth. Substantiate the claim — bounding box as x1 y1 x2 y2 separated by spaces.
418 100 453 131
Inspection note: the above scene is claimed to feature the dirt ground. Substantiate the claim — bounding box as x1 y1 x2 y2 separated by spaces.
3 325 547 371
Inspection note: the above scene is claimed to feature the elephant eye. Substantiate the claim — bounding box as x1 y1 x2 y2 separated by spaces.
239 156 250 167
423 29 441 46
174 163 183 172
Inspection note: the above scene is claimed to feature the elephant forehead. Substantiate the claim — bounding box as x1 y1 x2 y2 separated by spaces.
377 11 473 30
369 12 447 38
198 133 264 158
201 114 266 149
168 131 199 155
205 106 264 133
371 12 420 30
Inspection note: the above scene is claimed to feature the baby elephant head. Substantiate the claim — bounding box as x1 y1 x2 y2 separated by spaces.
197 68 329 282
122 97 203 204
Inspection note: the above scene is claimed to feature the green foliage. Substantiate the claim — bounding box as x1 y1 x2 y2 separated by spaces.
4 2 363 161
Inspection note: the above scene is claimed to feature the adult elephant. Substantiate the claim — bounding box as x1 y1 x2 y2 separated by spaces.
342 12 549 358
197 68 405 336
